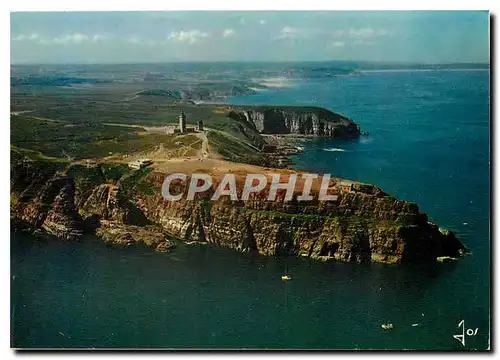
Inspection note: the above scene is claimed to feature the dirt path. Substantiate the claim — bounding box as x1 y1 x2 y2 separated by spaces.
29 116 60 123
10 110 34 116
121 90 146 102
102 123 145 129
195 131 210 158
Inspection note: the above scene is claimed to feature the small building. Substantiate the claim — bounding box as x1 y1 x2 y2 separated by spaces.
196 119 204 132
128 159 153 170
338 180 354 193
165 125 177 134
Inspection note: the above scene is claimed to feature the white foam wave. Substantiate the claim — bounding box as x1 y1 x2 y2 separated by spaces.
323 148 347 152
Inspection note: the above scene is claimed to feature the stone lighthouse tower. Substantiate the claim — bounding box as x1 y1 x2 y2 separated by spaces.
179 110 187 133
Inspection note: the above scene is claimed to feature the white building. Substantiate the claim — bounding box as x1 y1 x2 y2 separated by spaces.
128 159 153 170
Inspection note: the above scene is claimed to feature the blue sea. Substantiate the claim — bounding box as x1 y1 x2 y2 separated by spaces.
11 69 490 349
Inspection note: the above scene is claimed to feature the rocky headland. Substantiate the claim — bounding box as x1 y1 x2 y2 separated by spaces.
11 127 466 264
229 106 361 138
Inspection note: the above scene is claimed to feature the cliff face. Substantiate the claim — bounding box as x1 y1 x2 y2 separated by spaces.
230 107 360 138
137 174 464 263
10 159 172 251
13 174 83 241
10 160 466 264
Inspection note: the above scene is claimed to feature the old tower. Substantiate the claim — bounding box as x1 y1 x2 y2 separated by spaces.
179 110 187 133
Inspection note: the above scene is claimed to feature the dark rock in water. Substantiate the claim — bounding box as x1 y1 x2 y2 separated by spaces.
155 239 177 252
31 228 48 240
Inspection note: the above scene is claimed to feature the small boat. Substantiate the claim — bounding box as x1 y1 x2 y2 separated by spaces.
381 323 394 330
281 275 291 281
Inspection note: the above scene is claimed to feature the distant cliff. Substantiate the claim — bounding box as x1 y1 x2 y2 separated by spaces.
229 106 360 138
11 156 466 264
136 85 257 102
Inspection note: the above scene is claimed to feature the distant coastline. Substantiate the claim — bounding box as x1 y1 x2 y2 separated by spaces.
252 76 296 89
360 68 490 73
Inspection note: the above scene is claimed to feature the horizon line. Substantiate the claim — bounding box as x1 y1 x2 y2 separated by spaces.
10 60 491 66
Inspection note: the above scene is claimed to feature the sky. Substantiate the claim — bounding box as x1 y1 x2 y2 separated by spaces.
10 11 490 64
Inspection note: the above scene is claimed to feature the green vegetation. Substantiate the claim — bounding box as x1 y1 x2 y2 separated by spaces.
10 65 326 164
326 214 413 231
11 115 143 159
65 164 107 202
10 145 68 163
206 130 263 164
101 163 129 182
119 167 155 200
10 147 68 202
137 89 181 99
234 104 342 116
10 146 68 175
241 207 324 220
10 115 205 160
